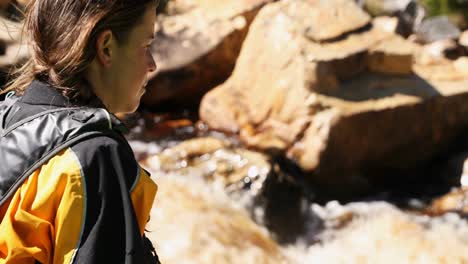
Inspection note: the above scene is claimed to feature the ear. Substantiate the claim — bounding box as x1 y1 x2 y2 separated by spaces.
95 29 114 67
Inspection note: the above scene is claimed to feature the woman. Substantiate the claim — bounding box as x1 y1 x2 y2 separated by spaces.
0 0 160 263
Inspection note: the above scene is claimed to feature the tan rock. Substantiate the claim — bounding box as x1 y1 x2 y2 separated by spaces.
460 30 468 47
200 0 468 190
142 137 229 171
414 57 468 82
454 57 468 76
300 0 371 42
415 39 458 65
429 187 468 215
367 34 418 75
372 16 399 34
142 0 272 106
141 137 271 191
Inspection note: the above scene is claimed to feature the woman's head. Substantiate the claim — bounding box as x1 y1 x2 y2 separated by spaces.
6 0 158 113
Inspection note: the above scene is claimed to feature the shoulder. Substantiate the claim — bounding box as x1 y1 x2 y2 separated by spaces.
70 135 139 189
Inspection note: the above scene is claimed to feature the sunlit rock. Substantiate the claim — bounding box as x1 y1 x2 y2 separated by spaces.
416 39 459 64
141 137 271 192
454 57 468 76
141 0 273 107
429 187 468 215
200 0 468 192
460 30 468 48
301 0 371 42
372 16 399 33
414 55 468 81
367 34 418 74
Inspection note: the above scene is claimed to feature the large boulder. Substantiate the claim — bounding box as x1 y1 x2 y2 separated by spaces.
460 30 468 49
200 0 468 191
141 0 273 107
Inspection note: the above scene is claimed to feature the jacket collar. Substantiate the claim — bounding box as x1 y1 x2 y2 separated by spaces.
20 80 73 107
19 80 127 132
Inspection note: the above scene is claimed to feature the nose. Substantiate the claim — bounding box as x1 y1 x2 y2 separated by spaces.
147 50 157 73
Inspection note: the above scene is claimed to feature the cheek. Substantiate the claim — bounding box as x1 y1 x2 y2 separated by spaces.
125 49 146 84
136 49 150 75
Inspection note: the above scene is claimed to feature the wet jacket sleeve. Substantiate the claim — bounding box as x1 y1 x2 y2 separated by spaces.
0 136 157 264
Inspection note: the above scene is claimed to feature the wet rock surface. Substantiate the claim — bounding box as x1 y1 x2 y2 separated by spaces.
121 113 468 262
138 136 271 193
132 132 468 263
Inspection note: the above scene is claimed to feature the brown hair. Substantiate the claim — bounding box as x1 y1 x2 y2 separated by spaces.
3 0 158 103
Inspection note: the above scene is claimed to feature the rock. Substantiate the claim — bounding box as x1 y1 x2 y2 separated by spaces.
367 34 418 74
415 16 461 43
142 137 230 171
429 187 468 215
460 30 468 48
413 56 468 81
301 0 371 42
200 0 468 192
141 137 271 192
372 16 399 33
201 0 389 134
436 150 468 187
416 39 459 64
161 137 229 159
396 0 426 37
141 0 273 107
364 0 412 16
454 57 468 76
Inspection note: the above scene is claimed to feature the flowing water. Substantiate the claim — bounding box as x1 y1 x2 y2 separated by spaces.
126 112 468 264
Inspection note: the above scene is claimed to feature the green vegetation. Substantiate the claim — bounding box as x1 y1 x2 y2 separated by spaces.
419 0 468 27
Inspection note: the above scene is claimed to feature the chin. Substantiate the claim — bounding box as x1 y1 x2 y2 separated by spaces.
128 102 141 113
114 103 139 115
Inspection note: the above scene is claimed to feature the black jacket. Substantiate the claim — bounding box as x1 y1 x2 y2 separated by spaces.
0 80 158 263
